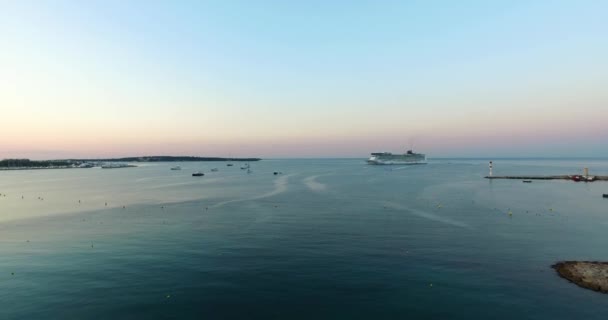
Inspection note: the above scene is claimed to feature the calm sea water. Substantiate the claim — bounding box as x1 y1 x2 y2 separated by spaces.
1 159 608 319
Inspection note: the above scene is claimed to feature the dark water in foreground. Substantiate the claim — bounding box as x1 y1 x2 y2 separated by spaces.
1 159 608 319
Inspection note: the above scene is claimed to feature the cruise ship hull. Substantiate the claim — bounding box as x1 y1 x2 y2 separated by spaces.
367 159 427 165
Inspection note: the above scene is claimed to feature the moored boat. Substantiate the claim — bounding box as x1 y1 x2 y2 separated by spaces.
192 172 204 177
78 162 94 168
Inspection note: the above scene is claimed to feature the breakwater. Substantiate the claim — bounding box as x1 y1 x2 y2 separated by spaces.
485 175 608 181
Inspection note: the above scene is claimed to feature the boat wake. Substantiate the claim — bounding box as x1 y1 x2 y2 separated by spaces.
136 176 170 183
303 174 328 192
143 178 225 189
382 201 471 229
211 174 295 208
392 166 414 171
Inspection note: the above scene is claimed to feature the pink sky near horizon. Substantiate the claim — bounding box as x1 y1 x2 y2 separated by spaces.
2 88 607 159
2 120 606 159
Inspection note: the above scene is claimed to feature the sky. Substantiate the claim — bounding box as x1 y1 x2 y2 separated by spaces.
1 0 607 159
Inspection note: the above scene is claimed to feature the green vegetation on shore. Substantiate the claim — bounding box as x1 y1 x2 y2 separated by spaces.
0 159 72 168
68 156 261 162
0 156 261 168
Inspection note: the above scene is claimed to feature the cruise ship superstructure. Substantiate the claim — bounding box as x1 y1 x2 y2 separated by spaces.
367 150 427 165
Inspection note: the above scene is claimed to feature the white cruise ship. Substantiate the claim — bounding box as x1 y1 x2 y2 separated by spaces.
367 150 427 165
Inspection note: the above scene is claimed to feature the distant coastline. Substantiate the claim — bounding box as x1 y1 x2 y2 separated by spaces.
64 156 262 162
0 156 261 170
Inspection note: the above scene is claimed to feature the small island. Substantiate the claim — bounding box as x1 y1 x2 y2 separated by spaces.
553 261 608 293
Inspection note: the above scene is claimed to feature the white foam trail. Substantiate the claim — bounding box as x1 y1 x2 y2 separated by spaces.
136 176 167 182
383 201 471 229
212 174 295 208
20 176 86 184
303 174 327 192
144 177 225 189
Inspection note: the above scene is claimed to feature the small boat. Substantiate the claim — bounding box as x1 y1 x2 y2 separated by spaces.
227 163 234 167
603 194 608 198
211 168 219 172
240 164 249 170
170 165 181 170
523 180 532 183
273 171 283 175
572 175 596 182
192 172 204 177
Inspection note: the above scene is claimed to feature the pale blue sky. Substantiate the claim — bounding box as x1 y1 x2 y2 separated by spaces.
1 0 607 158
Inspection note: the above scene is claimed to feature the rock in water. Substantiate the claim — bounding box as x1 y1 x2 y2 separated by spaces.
553 261 608 293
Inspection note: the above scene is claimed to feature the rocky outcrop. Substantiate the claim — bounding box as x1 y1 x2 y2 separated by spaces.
553 261 608 293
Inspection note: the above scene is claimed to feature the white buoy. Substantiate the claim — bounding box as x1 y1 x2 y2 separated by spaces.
489 161 493 177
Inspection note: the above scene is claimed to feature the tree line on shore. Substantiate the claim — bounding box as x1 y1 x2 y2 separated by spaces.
0 159 72 168
0 156 261 168
70 156 261 162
